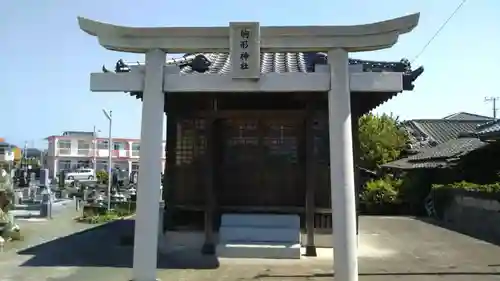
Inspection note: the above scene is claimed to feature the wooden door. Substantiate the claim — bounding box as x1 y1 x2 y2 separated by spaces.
216 114 304 208
260 117 304 207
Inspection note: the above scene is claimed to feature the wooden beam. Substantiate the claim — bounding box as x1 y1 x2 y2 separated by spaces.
173 204 335 214
351 110 362 236
304 100 317 256
201 99 216 255
196 110 307 119
163 113 176 230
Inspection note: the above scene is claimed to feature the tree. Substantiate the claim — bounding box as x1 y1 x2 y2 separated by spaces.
358 113 409 171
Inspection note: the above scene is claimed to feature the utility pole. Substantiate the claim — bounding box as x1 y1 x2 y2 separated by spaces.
93 125 97 169
485 97 500 120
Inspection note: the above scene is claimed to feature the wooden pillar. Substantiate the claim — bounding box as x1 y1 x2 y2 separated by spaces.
202 97 216 255
163 102 177 231
305 100 317 256
351 110 361 236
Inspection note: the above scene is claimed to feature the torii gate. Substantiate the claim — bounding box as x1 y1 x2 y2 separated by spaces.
78 13 419 281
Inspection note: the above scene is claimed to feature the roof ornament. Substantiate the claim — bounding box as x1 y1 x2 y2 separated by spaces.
189 54 211 73
402 66 424 90
115 59 130 73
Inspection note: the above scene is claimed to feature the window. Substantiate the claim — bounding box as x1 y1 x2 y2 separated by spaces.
132 143 140 156
77 140 90 155
113 142 124 150
58 140 71 149
175 119 206 165
97 140 108 150
97 141 124 150
96 160 109 172
131 162 140 171
77 160 90 168
58 160 71 171
57 140 71 155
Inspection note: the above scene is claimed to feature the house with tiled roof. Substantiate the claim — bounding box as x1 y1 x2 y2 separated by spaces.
443 112 493 121
383 118 500 171
402 112 493 153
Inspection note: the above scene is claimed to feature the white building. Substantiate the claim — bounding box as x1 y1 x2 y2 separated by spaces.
0 149 14 162
45 131 166 177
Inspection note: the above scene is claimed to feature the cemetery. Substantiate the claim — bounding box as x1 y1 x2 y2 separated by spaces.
60 170 141 223
0 162 143 250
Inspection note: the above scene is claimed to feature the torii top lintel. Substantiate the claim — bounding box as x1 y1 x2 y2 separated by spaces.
77 13 419 54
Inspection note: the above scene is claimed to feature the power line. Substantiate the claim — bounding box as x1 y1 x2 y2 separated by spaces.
411 0 468 64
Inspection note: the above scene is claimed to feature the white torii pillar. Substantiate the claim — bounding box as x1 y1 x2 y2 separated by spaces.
77 14 419 281
133 49 165 281
328 48 357 281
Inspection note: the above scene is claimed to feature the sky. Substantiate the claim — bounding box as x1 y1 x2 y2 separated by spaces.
1 0 499 148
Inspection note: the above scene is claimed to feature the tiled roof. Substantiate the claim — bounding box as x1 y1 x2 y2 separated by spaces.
384 114 498 170
443 112 494 121
113 53 423 115
408 138 486 161
475 119 500 138
404 119 488 151
24 148 42 158
0 142 16 148
382 137 487 170
113 53 423 91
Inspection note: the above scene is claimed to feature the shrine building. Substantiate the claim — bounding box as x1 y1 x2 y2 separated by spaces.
78 14 423 281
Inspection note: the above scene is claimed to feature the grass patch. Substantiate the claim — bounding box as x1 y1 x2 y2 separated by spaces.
76 209 134 224
76 202 136 224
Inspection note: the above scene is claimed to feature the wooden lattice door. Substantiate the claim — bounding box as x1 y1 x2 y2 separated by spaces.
216 115 304 208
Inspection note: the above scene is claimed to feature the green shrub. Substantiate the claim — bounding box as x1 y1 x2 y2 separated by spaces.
78 211 122 224
78 206 135 224
431 181 500 193
430 181 500 217
96 170 108 184
361 176 402 206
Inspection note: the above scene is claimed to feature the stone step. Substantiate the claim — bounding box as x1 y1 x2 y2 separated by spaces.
219 226 300 244
217 242 301 259
221 214 300 228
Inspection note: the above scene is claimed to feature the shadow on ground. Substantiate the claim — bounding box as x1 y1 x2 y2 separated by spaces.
416 217 500 247
17 219 219 270
253 271 500 279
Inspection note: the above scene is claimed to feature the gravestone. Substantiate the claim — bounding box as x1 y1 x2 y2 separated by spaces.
39 169 49 187
40 189 52 218
21 188 30 201
61 189 69 199
83 187 89 201
30 172 36 184
33 186 43 202
58 171 66 188
14 190 22 205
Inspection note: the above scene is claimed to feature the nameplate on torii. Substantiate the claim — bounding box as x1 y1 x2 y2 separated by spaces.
230 22 261 80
